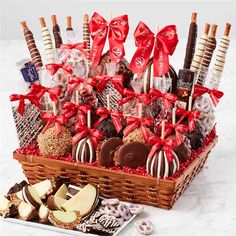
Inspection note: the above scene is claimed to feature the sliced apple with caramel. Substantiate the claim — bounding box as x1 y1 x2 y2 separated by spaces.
48 210 81 229
61 184 98 216
38 204 50 223
18 201 38 221
47 195 67 210
54 184 67 199
22 185 43 209
0 192 17 218
32 179 57 199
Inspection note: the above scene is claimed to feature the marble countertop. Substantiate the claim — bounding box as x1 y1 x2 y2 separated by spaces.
0 40 236 236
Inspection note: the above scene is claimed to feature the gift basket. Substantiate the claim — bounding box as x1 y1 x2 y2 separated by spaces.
8 12 231 212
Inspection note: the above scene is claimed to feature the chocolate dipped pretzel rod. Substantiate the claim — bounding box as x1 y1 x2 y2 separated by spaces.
183 13 198 69
196 24 217 85
66 16 75 44
83 14 90 55
39 17 55 64
51 15 63 49
210 23 231 89
21 21 43 71
190 23 210 73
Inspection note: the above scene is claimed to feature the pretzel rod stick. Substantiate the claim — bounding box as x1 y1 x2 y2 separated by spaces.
210 23 231 89
183 13 198 69
87 110 91 128
51 15 63 49
66 16 73 30
197 24 217 85
39 17 55 64
190 23 210 73
66 16 75 44
21 21 43 71
83 14 90 55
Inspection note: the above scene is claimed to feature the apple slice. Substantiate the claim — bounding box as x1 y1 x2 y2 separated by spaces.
54 184 67 199
61 184 98 216
32 179 57 199
47 195 67 210
22 185 43 209
18 201 38 221
38 205 50 223
48 210 81 229
0 192 17 218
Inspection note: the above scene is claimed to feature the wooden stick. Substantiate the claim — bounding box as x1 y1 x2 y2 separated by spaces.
87 110 91 128
106 94 111 110
75 90 79 105
138 103 143 118
52 101 57 115
188 96 193 111
172 107 176 125
161 120 165 139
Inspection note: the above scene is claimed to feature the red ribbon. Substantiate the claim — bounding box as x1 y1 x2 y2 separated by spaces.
45 63 73 76
67 76 97 94
9 92 41 116
89 12 129 66
62 102 91 125
31 84 62 102
94 107 123 133
130 22 178 77
164 122 188 145
60 42 88 58
72 123 104 147
176 107 200 132
147 88 177 110
193 85 224 106
41 112 66 135
95 74 124 94
123 116 153 141
118 88 149 105
148 135 177 163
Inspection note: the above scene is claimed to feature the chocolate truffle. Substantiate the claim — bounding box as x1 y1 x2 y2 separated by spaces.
115 141 149 169
72 137 95 163
146 149 179 178
97 137 123 167
37 126 72 157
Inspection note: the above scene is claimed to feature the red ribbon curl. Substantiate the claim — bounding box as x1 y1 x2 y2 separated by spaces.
45 63 73 76
60 42 88 58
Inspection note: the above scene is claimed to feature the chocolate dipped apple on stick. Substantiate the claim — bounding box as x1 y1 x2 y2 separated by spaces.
21 21 43 71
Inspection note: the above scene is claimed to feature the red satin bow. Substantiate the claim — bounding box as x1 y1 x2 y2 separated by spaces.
164 122 188 145
31 84 62 102
193 85 224 106
46 63 73 76
94 107 123 133
9 92 41 116
72 123 104 147
41 112 66 135
130 22 178 77
60 42 88 58
62 102 91 125
147 88 177 110
89 12 129 66
95 74 124 94
67 76 97 94
148 135 177 163
118 88 149 105
124 116 153 141
176 107 200 132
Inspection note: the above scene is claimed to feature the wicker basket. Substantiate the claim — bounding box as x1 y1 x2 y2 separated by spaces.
13 136 217 210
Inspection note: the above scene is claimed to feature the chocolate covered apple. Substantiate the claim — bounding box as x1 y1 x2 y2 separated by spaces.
18 201 38 221
0 193 17 218
22 185 43 209
38 204 50 223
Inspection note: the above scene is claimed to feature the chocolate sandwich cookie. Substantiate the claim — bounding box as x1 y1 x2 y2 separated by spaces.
115 141 149 169
97 137 123 167
72 137 96 163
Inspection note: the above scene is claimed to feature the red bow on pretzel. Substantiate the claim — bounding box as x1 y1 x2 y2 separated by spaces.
164 122 188 145
124 116 153 141
95 74 124 94
118 88 149 105
148 135 177 163
31 84 62 102
41 112 66 135
60 42 88 58
72 123 104 147
147 88 177 110
130 22 178 77
46 63 73 76
89 12 129 66
62 102 91 125
67 76 97 94
193 85 224 106
94 107 123 133
9 92 41 116
176 107 200 132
